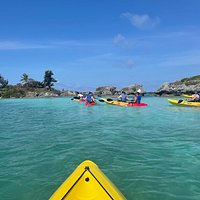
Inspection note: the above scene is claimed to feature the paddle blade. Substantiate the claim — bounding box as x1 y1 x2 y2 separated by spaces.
98 99 105 102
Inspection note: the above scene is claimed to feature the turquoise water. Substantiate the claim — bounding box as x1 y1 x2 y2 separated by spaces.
0 97 200 200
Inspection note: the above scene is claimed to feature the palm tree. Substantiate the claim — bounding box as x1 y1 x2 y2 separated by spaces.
20 73 29 85
43 70 57 90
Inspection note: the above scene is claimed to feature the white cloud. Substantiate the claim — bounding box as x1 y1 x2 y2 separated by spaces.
126 59 136 69
113 34 135 49
113 34 129 47
0 39 110 50
0 41 49 50
121 12 160 30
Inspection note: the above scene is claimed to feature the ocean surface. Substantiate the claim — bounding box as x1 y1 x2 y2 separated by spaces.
0 97 200 200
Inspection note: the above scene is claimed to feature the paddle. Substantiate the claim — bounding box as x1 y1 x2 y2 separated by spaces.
98 98 114 102
71 96 81 100
98 99 105 102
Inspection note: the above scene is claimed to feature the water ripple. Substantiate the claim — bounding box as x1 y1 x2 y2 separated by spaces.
1 97 200 199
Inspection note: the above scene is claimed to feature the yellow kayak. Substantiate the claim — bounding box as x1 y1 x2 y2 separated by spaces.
102 98 129 106
99 98 147 107
168 99 200 107
182 94 193 98
49 160 126 200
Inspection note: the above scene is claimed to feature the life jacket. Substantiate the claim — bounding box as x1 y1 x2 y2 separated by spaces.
121 93 127 102
136 95 141 104
86 94 93 103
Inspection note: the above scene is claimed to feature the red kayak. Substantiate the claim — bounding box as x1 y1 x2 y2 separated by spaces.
127 102 148 107
85 102 96 106
79 99 86 102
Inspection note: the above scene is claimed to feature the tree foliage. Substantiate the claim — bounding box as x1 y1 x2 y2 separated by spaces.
43 70 57 90
0 74 8 88
1 87 26 98
20 73 29 85
26 78 43 88
181 75 200 82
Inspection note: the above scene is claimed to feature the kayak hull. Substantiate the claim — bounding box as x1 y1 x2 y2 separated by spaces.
49 160 126 200
85 102 96 106
102 98 147 107
168 99 200 107
127 102 148 107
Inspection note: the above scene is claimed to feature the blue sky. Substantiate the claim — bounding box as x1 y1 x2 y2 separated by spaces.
0 0 200 91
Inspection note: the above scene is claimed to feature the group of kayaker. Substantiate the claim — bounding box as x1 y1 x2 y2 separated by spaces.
75 90 142 104
75 90 200 106
117 90 142 104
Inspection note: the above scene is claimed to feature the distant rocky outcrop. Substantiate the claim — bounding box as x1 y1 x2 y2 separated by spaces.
95 84 145 96
25 90 77 98
0 83 78 98
60 90 77 96
121 84 145 94
0 81 146 98
95 86 117 96
156 75 200 96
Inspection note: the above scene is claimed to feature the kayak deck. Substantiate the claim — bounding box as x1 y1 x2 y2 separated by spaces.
102 98 147 107
168 99 200 107
49 160 126 200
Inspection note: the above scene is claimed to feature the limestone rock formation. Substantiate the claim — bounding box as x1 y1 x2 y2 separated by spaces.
156 75 200 95
121 84 145 94
95 86 117 96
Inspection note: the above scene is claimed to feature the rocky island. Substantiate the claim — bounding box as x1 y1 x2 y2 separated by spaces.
0 72 200 98
156 75 200 96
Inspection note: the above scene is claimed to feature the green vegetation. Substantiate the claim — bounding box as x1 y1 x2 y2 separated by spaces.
180 75 200 86
1 86 26 98
0 74 8 88
181 75 200 82
20 73 29 85
0 70 58 98
43 70 57 90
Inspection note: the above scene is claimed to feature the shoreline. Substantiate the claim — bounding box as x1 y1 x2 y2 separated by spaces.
0 93 189 100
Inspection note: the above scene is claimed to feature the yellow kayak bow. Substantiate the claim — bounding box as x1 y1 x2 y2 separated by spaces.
49 160 126 200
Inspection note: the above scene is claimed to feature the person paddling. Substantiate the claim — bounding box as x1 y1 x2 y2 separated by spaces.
133 92 141 104
117 91 128 102
77 92 84 99
84 92 95 103
188 92 200 102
